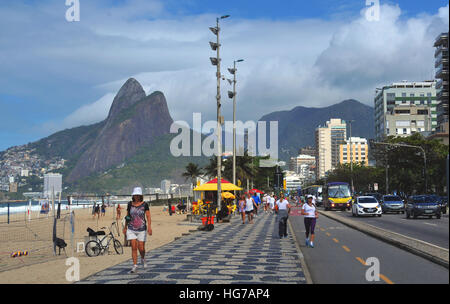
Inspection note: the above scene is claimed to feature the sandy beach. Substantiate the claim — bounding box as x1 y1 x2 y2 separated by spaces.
0 205 195 284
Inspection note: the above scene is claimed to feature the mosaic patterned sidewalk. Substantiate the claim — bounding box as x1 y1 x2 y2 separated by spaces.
80 212 306 284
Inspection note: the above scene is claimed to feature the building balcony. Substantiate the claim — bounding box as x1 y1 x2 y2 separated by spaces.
435 44 448 57
435 66 449 79
435 51 449 68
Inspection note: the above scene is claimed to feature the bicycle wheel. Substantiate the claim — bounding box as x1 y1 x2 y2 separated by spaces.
85 240 101 257
113 240 123 255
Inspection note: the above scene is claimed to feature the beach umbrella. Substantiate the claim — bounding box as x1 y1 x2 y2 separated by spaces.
194 178 243 191
249 189 264 194
221 192 236 199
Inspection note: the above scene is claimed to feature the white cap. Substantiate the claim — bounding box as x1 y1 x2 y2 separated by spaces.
132 187 143 196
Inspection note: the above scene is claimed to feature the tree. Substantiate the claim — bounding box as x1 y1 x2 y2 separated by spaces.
182 163 203 188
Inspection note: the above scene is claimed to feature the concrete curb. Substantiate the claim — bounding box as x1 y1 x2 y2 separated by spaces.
288 218 314 284
317 210 449 269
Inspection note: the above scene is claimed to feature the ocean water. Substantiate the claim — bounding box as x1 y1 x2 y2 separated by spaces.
0 200 101 215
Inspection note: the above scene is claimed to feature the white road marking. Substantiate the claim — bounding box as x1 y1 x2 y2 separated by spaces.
423 222 437 227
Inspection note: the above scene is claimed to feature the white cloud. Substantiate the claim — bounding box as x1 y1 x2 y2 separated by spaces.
1 1 449 138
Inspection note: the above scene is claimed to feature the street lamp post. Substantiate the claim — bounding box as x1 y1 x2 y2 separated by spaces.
372 141 427 194
347 120 355 193
209 15 230 210
227 59 244 189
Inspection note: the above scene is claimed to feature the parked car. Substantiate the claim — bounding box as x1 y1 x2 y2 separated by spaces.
363 193 383 203
405 195 441 219
381 195 405 214
439 196 448 214
352 196 382 217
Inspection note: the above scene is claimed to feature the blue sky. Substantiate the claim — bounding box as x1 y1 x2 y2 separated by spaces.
0 0 449 151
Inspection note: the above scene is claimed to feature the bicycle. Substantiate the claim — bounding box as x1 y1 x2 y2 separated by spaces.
85 222 123 257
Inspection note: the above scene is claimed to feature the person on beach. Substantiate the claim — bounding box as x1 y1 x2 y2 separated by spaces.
301 195 319 248
116 204 122 220
238 195 246 224
245 193 255 224
101 203 106 217
275 193 290 239
123 187 152 273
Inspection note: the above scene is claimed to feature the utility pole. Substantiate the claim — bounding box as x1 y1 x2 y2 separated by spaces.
209 15 230 210
372 141 427 194
227 59 244 189
348 120 355 193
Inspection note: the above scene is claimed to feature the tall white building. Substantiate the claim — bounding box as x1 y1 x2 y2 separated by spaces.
161 179 171 194
315 119 347 179
43 173 62 198
374 81 437 139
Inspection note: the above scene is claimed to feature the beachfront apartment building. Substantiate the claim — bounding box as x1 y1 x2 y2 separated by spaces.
374 81 437 140
315 118 347 179
339 137 369 166
428 32 449 145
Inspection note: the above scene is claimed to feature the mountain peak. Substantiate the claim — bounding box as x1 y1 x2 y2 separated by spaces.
107 78 146 120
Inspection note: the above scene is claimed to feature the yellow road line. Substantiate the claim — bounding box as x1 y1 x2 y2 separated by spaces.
320 228 325 232
380 274 394 284
356 257 366 265
342 245 350 252
332 238 339 243
325 232 331 236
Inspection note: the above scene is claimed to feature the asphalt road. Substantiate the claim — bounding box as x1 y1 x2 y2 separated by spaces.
289 207 449 284
333 208 449 249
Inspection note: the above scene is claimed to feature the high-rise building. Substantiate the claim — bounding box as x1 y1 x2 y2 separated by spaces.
374 81 437 139
430 32 449 145
339 137 369 166
161 179 171 194
315 119 347 179
43 173 62 198
299 146 316 157
289 154 315 174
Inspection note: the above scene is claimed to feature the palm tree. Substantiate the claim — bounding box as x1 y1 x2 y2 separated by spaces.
182 163 203 188
203 157 218 179
235 150 256 188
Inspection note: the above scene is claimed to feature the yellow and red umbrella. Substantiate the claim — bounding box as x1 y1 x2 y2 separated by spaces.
194 178 243 191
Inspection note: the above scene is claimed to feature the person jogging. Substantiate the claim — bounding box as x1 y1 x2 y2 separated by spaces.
123 187 152 273
245 193 255 224
276 194 290 239
301 195 319 248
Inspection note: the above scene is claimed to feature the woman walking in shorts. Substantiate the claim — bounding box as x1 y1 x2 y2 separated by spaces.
123 187 152 273
238 195 246 224
301 195 318 248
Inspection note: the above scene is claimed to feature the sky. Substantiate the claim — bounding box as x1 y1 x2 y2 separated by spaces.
0 0 448 151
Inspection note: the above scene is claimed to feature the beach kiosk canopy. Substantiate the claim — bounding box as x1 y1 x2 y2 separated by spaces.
194 178 243 191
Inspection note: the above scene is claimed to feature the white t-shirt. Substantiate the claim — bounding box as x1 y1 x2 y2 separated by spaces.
245 198 254 212
269 197 275 209
302 203 316 218
277 199 289 210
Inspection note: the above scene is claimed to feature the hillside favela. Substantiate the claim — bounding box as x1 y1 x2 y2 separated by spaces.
0 0 448 292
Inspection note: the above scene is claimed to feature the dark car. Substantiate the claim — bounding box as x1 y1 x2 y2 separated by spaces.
405 195 441 219
432 195 448 214
439 196 448 214
381 195 405 214
363 193 383 203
